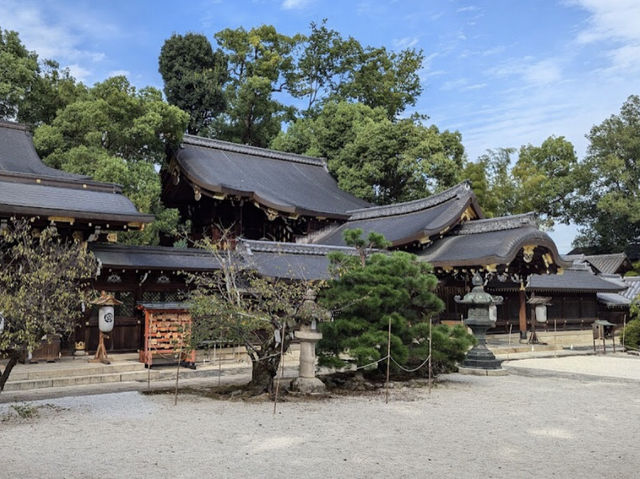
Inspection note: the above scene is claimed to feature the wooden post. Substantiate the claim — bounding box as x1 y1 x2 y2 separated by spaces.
174 346 181 406
428 316 433 396
273 322 286 415
519 288 527 341
385 316 391 404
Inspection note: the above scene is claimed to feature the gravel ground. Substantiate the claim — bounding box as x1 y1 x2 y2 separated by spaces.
1 372 639 479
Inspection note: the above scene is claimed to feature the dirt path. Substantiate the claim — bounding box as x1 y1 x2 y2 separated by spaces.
2 372 639 478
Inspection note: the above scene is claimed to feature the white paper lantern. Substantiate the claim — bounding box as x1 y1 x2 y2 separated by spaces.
99 306 115 333
535 304 547 323
489 304 497 324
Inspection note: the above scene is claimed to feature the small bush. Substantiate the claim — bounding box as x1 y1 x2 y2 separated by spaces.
622 319 640 350
11 403 38 419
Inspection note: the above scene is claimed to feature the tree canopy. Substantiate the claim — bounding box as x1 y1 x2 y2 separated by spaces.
272 101 465 204
571 95 640 252
158 33 227 135
0 219 97 391
318 230 472 375
0 27 85 125
33 76 189 245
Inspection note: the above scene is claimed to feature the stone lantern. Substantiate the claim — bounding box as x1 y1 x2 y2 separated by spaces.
455 273 504 370
290 289 331 393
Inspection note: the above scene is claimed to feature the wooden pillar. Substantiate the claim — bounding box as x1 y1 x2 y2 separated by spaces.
519 289 527 340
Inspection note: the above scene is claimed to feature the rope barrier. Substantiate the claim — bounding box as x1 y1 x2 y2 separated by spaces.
390 354 432 373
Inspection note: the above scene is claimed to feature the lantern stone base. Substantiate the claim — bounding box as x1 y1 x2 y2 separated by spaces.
458 366 508 376
290 376 326 393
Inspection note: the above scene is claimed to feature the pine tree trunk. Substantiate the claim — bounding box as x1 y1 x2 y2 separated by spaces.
0 351 19 392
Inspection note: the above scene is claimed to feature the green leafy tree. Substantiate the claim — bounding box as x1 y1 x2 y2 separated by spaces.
318 230 472 375
212 25 301 146
0 219 97 392
512 136 578 227
158 33 228 135
33 76 190 245
0 28 38 121
273 101 466 204
571 95 640 252
0 28 85 124
188 235 309 394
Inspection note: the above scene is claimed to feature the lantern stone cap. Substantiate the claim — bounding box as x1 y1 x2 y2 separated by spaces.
297 288 331 323
455 273 503 306
91 290 122 306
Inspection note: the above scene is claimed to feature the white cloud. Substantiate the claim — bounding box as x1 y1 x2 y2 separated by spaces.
67 64 92 82
0 0 112 80
571 0 640 72
489 57 563 87
392 36 420 49
281 0 313 10
456 5 479 13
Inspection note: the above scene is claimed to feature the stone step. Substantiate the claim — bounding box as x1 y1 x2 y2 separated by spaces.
3 363 254 392
9 361 145 381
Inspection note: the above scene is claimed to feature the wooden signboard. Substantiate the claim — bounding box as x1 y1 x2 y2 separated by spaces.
138 305 196 368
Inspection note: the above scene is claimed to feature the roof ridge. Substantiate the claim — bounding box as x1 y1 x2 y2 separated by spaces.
346 181 472 220
0 170 122 193
456 212 537 235
90 243 214 256
240 239 359 256
0 120 30 132
182 134 327 168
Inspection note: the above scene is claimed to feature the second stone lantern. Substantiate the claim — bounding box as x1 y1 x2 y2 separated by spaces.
455 273 504 371
290 289 331 393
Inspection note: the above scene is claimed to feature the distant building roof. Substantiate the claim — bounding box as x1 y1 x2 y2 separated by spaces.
583 253 632 275
172 135 370 219
621 276 640 301
597 292 631 309
528 262 627 293
311 182 482 247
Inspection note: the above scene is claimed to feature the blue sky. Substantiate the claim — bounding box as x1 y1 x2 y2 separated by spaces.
2 0 639 252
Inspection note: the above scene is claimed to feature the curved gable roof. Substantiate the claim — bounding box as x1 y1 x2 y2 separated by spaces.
312 182 483 247
419 213 569 271
0 121 88 180
174 135 370 218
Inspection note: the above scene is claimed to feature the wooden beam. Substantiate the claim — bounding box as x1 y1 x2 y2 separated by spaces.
519 288 527 340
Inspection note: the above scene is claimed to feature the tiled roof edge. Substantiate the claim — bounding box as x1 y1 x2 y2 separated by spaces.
240 239 361 256
0 120 30 132
181 134 327 167
455 212 537 235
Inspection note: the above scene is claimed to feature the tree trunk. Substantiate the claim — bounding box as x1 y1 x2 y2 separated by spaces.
0 351 19 392
247 335 291 394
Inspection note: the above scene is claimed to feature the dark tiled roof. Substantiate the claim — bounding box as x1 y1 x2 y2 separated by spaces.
239 239 359 280
0 178 153 223
175 135 370 218
0 121 152 225
621 276 640 301
312 182 481 247
528 264 627 292
583 253 632 275
418 213 568 269
90 243 221 271
597 293 631 308
0 121 87 180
